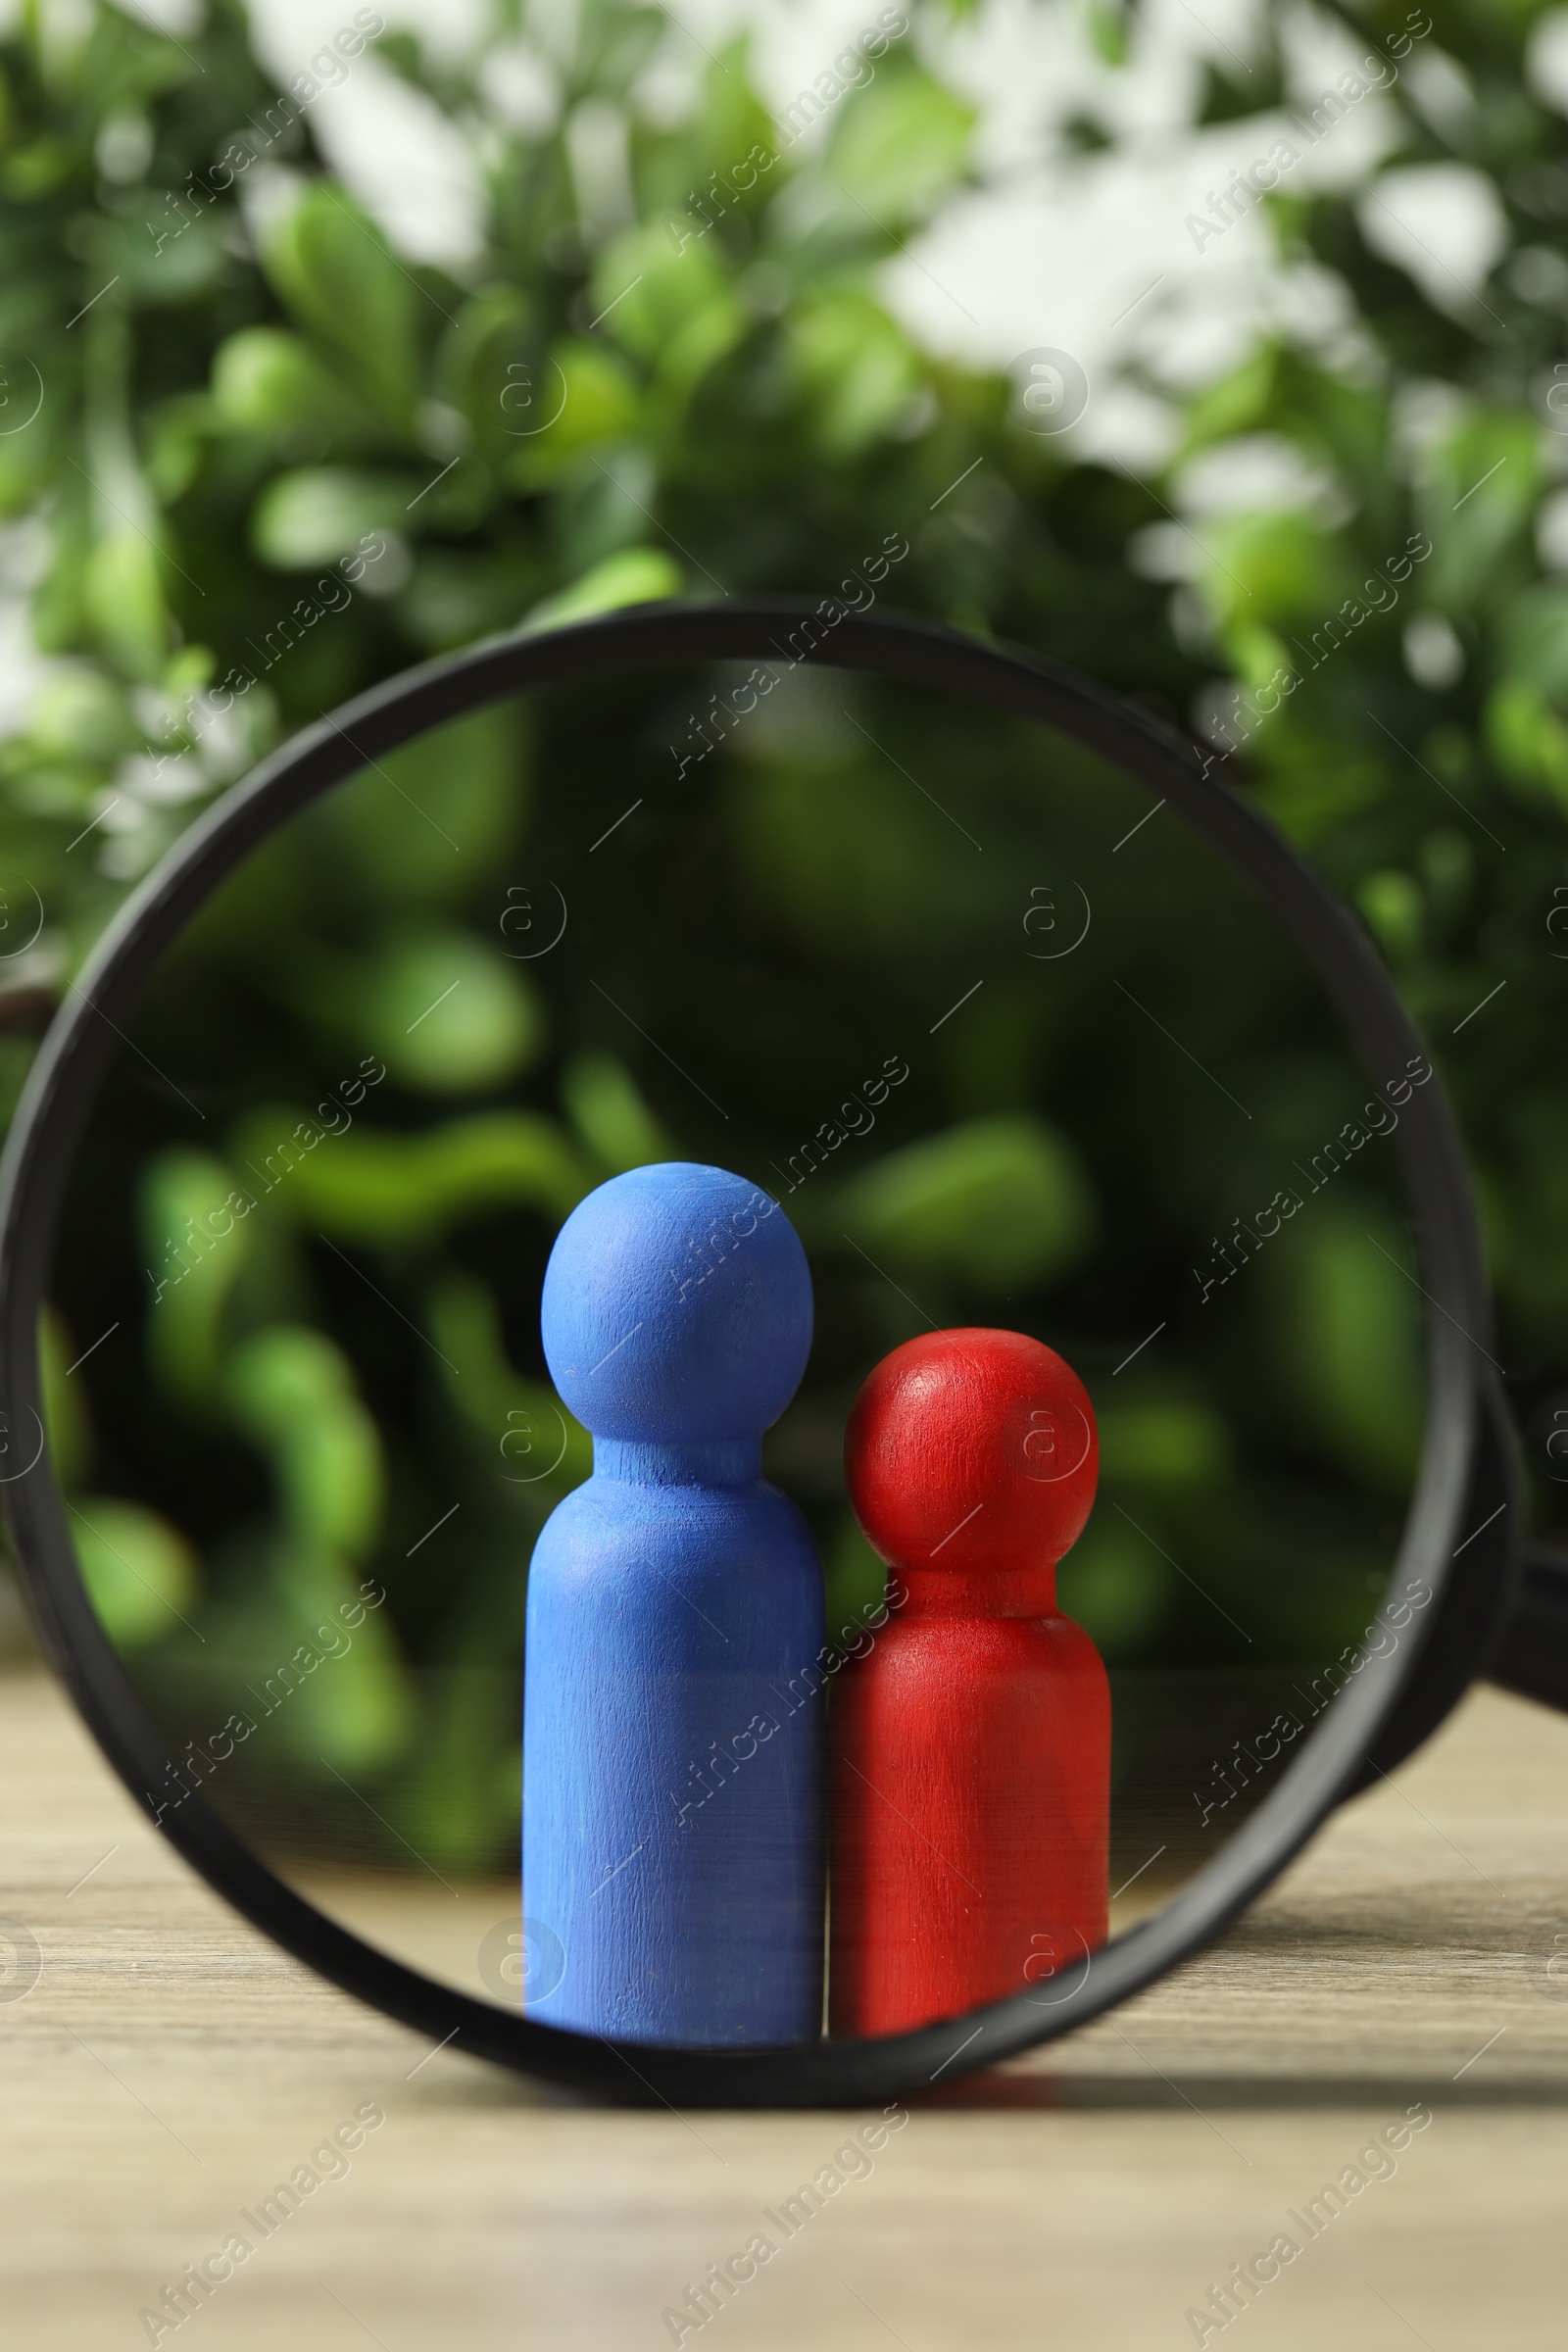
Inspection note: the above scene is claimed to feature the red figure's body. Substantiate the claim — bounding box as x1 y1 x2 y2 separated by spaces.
831 1328 1109 2037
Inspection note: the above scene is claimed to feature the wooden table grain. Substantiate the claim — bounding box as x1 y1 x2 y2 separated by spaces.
2 1662 1564 2350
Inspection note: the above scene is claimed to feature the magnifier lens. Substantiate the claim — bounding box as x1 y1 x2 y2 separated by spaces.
36 643 1439 2054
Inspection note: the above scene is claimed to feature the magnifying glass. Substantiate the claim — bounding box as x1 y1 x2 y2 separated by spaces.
0 598 1554 2106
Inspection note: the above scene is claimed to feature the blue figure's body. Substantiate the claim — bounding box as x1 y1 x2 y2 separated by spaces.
522 1163 824 2046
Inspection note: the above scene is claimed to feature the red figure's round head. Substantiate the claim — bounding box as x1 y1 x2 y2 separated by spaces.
845 1328 1099 1578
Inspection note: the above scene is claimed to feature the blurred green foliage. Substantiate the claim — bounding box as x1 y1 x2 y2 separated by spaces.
4 0 1568 1869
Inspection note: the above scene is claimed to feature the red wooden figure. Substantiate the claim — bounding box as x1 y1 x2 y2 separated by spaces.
830 1327 1109 2037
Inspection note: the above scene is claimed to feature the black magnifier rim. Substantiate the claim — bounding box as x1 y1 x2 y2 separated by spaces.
0 598 1491 2107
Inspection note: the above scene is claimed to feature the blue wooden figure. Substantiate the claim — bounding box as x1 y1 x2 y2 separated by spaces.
522 1161 825 2046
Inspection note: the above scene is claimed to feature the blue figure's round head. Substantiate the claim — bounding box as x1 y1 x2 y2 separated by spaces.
541 1163 812 1443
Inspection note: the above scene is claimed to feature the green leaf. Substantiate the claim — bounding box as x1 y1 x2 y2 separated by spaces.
250 467 415 567
823 65 974 221
285 1587 415 1773
1181 347 1278 455
83 529 168 680
837 1115 1097 1293
1420 410 1539 614
1494 583 1568 704
1086 1 1130 67
425 1271 591 1488
1269 1209 1424 1494
72 1497 198 1651
262 184 421 428
117 210 226 303
589 222 740 367
501 338 641 488
212 327 370 444
1484 678 1568 810
1098 1401 1234 1488
560 1051 674 1171
1203 509 1345 632
346 927 547 1095
231 1111 591 1245
437 284 537 457
790 293 921 458
27 669 138 763
584 220 749 409
226 1324 383 1559
522 546 681 630
1356 869 1423 960
139 1150 253 1410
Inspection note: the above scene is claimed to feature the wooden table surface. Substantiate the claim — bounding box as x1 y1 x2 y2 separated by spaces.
2 1661 1565 2350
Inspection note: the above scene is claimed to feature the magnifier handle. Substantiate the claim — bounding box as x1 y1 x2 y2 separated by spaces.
1488 1543 1568 1714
